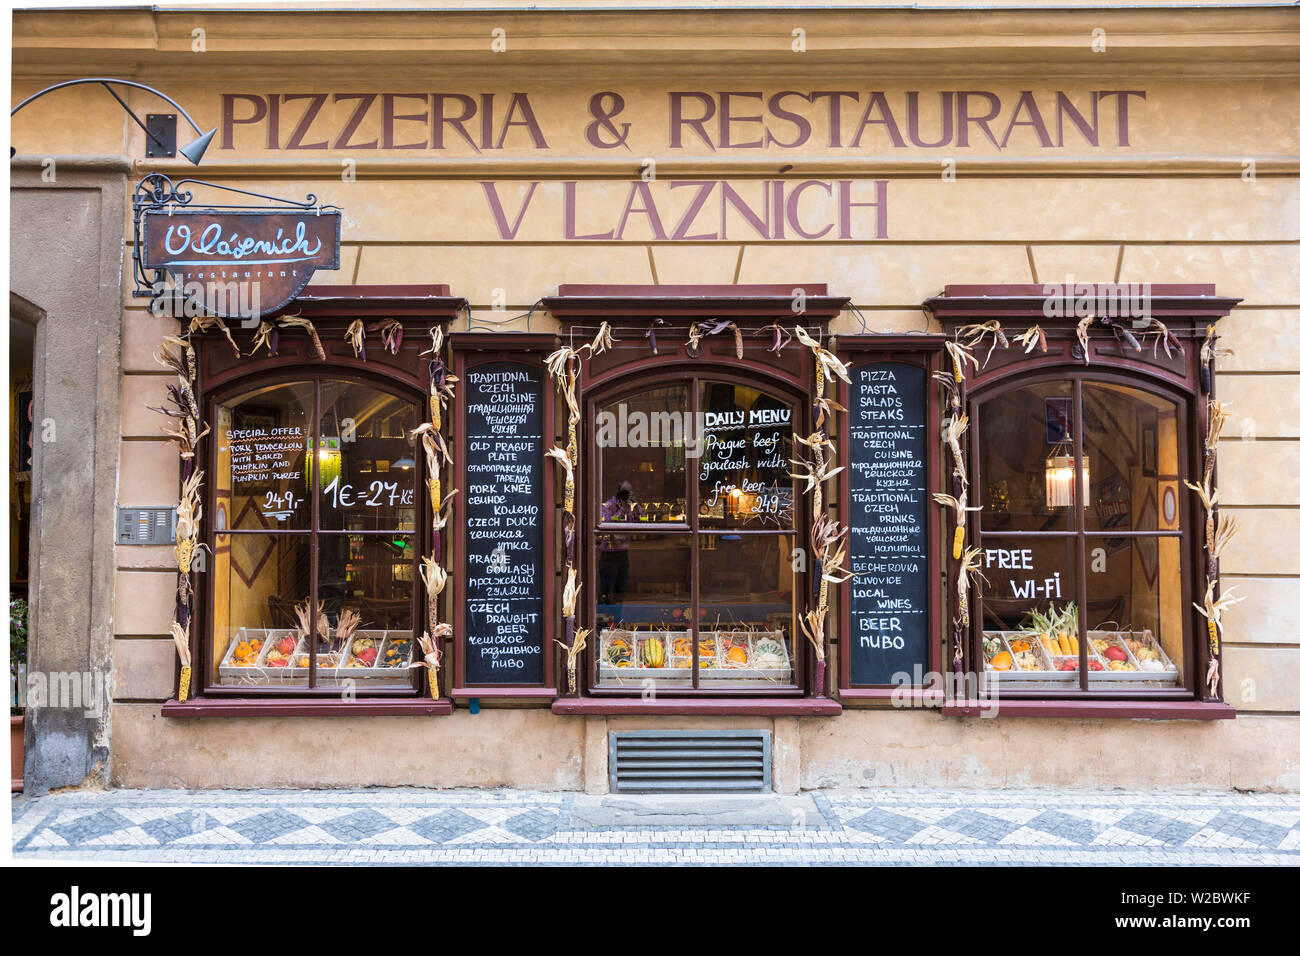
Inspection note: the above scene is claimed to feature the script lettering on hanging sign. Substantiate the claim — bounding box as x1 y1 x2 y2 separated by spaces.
140 209 341 319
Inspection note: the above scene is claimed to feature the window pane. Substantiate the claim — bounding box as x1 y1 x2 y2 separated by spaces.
319 383 420 532
215 382 313 532
698 534 796 686
977 382 1074 532
698 382 795 529
210 533 311 687
314 534 415 686
980 537 1080 688
1083 382 1180 533
596 385 689 524
596 534 690 689
1085 537 1184 688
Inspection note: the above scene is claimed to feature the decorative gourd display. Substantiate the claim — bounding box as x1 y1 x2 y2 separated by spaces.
640 639 665 668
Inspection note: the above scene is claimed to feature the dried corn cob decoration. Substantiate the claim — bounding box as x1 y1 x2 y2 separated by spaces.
933 492 981 560
792 329 855 697
415 631 446 699
277 314 327 361
798 607 829 697
955 547 985 630
1194 583 1243 658
171 621 192 702
174 470 204 574
557 627 590 694
960 320 1009 361
945 339 978 384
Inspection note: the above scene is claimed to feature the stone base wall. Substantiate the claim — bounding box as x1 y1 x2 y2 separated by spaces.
110 707 1300 794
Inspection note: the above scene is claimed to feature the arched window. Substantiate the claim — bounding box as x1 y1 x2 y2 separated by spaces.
928 282 1241 713
587 371 804 693
972 372 1193 692
207 374 423 692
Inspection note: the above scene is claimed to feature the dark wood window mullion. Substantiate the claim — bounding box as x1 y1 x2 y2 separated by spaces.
308 379 320 689
1073 378 1088 692
689 376 701 691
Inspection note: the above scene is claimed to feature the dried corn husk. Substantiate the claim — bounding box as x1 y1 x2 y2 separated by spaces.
588 321 617 355
174 470 204 573
544 346 579 380
561 566 580 619
293 598 330 645
414 632 443 699
798 607 828 661
335 608 363 647
557 627 590 694
1075 314 1094 364
188 314 240 357
945 414 969 484
1194 583 1244 656
960 320 1009 360
955 546 985 629
421 326 445 357
932 492 981 560
346 319 366 359
249 320 277 356
944 340 979 384
1013 325 1047 354
1148 318 1183 358
795 325 852 384
278 314 327 360
419 555 448 597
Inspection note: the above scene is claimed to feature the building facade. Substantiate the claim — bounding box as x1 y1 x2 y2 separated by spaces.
10 2 1300 795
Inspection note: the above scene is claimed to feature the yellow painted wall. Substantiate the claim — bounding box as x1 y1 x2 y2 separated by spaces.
14 3 1300 787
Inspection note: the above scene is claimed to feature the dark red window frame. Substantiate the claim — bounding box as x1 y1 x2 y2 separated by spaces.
542 285 848 716
926 283 1240 720
163 286 465 718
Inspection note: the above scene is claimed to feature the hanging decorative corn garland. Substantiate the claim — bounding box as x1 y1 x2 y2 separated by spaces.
545 322 615 693
1187 397 1243 699
789 326 852 698
408 326 458 700
248 313 327 360
933 324 1003 681
151 334 208 701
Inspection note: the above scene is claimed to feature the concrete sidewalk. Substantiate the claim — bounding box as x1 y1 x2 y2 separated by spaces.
12 787 1300 865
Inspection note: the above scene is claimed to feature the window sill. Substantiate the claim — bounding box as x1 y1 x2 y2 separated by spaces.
161 697 454 718
940 699 1235 720
551 697 841 717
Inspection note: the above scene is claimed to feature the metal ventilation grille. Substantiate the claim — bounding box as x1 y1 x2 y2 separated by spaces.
609 730 771 793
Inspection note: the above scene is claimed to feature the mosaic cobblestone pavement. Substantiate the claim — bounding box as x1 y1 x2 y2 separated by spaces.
12 788 1300 865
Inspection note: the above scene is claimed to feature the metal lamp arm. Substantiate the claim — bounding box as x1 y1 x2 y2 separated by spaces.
10 77 207 135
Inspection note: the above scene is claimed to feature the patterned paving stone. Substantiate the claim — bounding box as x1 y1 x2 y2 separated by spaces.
11 788 1300 865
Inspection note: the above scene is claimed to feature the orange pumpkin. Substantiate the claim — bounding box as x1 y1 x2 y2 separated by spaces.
991 651 1013 671
727 646 748 664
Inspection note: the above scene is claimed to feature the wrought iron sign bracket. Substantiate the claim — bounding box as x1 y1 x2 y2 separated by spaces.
131 172 342 315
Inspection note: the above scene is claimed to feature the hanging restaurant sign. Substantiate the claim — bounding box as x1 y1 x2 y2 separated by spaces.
133 173 341 320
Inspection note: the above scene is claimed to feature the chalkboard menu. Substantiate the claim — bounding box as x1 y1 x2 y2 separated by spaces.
462 362 546 685
847 361 929 684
